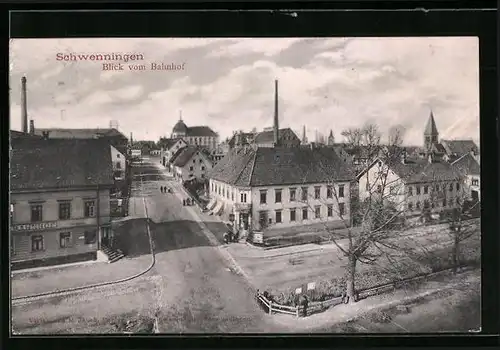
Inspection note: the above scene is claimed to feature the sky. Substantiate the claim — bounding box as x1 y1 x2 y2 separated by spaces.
9 37 479 146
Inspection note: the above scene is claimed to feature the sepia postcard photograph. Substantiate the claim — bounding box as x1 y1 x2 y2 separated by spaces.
9 37 481 335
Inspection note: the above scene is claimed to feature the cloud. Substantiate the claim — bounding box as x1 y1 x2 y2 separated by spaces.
9 37 479 146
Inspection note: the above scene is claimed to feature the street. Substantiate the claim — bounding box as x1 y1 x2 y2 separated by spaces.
11 157 481 334
12 158 282 333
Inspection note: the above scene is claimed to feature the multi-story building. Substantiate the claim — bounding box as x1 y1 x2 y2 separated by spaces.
10 138 115 269
452 152 481 202
170 115 219 151
170 145 214 183
207 144 354 238
159 138 188 169
111 145 126 181
356 153 465 220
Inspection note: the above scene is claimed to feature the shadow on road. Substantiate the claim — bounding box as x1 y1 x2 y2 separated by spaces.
113 218 229 258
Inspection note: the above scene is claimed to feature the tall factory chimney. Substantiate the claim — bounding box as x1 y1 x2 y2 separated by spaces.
273 79 279 146
21 76 28 133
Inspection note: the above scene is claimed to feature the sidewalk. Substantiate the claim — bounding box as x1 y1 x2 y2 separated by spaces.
11 254 152 298
225 243 324 259
272 267 480 332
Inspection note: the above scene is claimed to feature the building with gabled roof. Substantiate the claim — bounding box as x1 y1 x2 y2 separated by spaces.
207 144 355 238
253 127 301 148
10 138 116 269
169 145 213 183
356 152 465 221
451 152 480 202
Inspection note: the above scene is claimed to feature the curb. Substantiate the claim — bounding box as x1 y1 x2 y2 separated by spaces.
230 246 324 260
12 166 157 303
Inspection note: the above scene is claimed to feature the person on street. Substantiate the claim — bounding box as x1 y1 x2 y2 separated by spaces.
160 186 164 193
183 199 186 206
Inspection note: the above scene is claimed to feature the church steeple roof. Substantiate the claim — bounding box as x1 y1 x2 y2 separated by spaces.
424 110 439 136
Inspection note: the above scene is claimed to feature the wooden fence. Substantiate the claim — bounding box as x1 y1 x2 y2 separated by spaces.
256 264 475 318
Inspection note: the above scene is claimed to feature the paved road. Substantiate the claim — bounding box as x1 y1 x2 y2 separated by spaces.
128 159 282 333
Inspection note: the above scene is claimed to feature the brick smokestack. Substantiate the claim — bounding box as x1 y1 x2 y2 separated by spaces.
273 79 279 146
21 76 28 133
29 119 35 135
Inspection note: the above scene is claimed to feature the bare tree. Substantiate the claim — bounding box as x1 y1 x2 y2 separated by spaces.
426 179 480 273
297 123 414 303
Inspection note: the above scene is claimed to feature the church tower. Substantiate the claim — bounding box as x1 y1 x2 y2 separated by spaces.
327 129 335 145
424 110 439 151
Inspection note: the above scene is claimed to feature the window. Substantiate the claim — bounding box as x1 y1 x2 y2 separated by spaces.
338 185 345 198
117 153 121 158
275 210 282 223
199 159 203 164
59 232 72 248
275 189 282 203
416 201 421 209
240 193 247 203
289 188 296 201
30 204 43 222
338 203 345 216
301 187 308 201
201 174 205 179
431 202 435 209
442 198 447 207
423 200 429 209
376 185 382 193
193 159 196 163
327 186 333 198
201 166 205 171
84 200 96 218
408 202 413 211
260 190 267 204
456 182 460 191
314 186 321 199
416 186 421 195
434 185 439 192
231 192 234 201
116 161 121 169
31 235 44 251
472 179 479 186
449 183 453 192
424 186 428 194
189 166 194 171
290 208 296 222
302 207 308 220
327 205 333 217
408 186 413 196
315 206 321 218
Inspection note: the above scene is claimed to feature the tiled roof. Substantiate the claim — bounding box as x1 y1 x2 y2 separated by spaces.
441 140 479 156
34 128 127 140
172 146 207 167
451 153 480 176
432 143 447 154
209 146 354 187
173 120 188 133
388 158 462 184
253 128 299 144
158 138 180 150
186 126 217 137
10 138 114 191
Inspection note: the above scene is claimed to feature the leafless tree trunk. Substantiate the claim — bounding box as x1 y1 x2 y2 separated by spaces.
345 254 357 301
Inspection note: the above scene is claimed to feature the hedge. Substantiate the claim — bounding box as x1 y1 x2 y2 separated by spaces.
268 239 480 307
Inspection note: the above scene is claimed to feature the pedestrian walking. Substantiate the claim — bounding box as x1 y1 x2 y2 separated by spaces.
183 199 186 206
160 186 164 193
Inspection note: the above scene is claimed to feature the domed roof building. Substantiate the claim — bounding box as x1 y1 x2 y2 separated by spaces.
172 117 188 138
